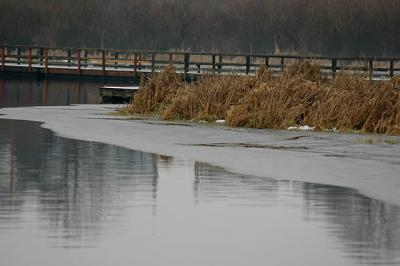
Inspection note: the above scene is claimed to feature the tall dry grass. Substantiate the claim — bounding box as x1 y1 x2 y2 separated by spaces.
121 62 400 135
127 65 186 115
162 74 257 121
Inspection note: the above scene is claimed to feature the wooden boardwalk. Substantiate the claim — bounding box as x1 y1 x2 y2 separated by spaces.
1 45 400 81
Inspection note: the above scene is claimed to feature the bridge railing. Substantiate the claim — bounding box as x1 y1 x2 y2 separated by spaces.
1 45 400 78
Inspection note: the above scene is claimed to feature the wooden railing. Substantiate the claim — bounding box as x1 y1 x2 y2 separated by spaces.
1 45 400 78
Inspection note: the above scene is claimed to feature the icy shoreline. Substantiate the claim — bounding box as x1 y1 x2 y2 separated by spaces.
1 104 400 206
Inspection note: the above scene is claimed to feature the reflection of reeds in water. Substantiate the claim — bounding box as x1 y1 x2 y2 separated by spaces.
121 62 400 135
0 120 160 245
194 162 400 265
193 162 279 202
302 183 400 264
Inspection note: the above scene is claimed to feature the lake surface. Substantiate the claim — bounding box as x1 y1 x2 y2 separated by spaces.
0 118 400 266
1 77 400 265
0 78 133 108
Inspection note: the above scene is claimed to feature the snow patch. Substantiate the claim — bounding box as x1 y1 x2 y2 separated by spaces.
288 125 316 131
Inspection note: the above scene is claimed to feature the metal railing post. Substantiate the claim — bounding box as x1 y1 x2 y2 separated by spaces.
218 55 222 74
151 53 156 73
184 53 190 76
39 47 44 66
332 59 337 75
212 54 216 74
77 49 81 74
369 60 373 77
17 47 21 65
133 52 138 77
84 50 88 67
102 50 106 72
67 49 72 67
245 55 251 74
44 48 49 73
1 46 5 70
390 60 394 77
28 48 32 72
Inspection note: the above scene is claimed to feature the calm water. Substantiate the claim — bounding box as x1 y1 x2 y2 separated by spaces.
1 77 400 266
0 78 133 108
0 119 400 266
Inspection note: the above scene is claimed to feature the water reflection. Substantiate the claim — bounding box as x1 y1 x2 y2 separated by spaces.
302 183 400 264
0 78 133 108
194 162 280 205
0 120 158 245
0 119 399 266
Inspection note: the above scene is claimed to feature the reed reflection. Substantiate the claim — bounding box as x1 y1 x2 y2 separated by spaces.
194 162 279 204
0 119 400 265
302 183 400 264
0 120 159 244
194 163 400 264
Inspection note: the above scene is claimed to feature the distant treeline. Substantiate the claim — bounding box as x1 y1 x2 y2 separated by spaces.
1 0 400 56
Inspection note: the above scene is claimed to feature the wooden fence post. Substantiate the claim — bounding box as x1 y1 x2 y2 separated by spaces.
280 57 285 72
390 60 394 77
169 53 173 64
245 55 251 74
28 48 32 72
44 48 49 73
265 56 269 69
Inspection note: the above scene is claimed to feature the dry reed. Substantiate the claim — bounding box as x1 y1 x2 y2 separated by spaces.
125 65 186 115
121 62 400 135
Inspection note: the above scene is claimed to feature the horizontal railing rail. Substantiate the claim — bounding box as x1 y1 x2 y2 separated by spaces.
1 45 400 78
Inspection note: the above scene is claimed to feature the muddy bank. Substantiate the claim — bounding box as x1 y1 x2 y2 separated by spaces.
1 104 400 206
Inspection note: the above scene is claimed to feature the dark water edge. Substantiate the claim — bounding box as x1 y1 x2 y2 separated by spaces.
0 77 134 108
0 119 400 266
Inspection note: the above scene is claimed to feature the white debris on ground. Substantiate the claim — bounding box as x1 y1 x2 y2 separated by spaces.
215 119 226 124
287 125 316 131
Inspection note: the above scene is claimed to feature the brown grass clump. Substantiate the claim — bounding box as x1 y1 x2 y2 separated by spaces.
121 65 186 115
226 62 324 128
284 60 323 82
122 62 400 135
162 74 257 121
307 74 400 134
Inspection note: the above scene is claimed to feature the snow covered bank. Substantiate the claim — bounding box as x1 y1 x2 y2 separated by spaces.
1 105 400 206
